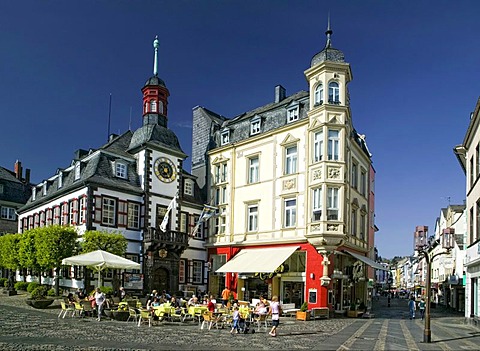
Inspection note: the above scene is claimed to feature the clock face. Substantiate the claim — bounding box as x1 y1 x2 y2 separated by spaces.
154 157 177 183
159 249 168 258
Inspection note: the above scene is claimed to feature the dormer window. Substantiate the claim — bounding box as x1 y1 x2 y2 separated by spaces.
287 102 300 123
150 100 157 112
221 129 230 145
328 81 340 104
42 182 47 196
32 187 36 201
184 179 194 196
250 116 261 135
115 162 127 179
74 162 81 180
314 83 323 105
58 173 63 188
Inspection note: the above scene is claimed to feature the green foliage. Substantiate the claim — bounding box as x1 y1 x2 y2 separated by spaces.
81 230 127 256
47 288 59 297
89 286 113 296
14 281 29 291
359 301 366 310
18 229 41 272
0 277 7 287
350 302 357 311
27 281 40 293
30 286 47 300
35 226 78 270
0 233 21 269
300 301 309 312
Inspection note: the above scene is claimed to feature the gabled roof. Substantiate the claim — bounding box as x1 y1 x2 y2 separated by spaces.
128 124 186 156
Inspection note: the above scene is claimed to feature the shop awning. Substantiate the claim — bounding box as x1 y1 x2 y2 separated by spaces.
216 246 299 273
345 251 387 271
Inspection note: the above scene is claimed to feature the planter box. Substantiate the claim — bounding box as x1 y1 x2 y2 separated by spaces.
25 298 54 309
296 310 311 321
347 310 359 318
104 309 130 321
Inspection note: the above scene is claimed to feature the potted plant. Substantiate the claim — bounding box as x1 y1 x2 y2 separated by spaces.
296 301 310 321
347 302 358 317
25 285 54 309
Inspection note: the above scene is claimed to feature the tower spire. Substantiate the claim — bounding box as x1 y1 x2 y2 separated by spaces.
325 13 332 48
153 35 159 76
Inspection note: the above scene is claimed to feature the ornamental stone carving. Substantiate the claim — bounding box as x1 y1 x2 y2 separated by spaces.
283 178 296 190
312 169 322 180
328 167 340 179
311 224 321 231
327 224 339 231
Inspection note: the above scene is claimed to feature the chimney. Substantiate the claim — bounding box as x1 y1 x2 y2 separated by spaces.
25 169 31 184
274 85 286 103
14 160 22 180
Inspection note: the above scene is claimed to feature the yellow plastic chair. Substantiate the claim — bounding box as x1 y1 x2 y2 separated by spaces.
74 302 84 317
137 309 153 327
127 308 139 323
58 301 75 318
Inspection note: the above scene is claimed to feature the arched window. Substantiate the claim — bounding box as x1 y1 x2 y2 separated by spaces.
144 101 149 113
314 84 323 105
150 100 157 112
159 101 164 114
328 81 339 103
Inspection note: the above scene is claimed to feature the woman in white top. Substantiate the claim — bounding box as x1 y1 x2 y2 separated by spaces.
94 288 106 321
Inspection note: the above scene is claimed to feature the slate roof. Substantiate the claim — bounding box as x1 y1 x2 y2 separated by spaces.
128 123 185 156
144 75 166 88
0 166 31 205
311 46 346 66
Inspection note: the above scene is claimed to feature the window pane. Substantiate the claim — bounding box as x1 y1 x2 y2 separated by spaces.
249 157 259 183
285 146 297 174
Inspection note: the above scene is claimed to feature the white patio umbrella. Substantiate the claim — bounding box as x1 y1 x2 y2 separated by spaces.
61 250 141 287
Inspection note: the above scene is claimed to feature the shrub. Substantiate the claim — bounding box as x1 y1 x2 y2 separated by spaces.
350 302 357 311
100 286 114 296
0 278 7 287
30 286 48 300
47 288 56 297
27 282 40 293
300 301 309 312
14 281 29 291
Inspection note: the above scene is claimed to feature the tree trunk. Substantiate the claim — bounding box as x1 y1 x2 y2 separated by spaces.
55 267 60 296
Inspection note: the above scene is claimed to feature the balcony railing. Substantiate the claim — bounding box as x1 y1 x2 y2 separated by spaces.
144 227 188 249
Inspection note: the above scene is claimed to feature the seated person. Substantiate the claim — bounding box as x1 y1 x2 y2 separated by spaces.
76 289 85 300
254 300 267 315
187 295 198 306
209 295 217 305
147 296 161 311
67 292 77 306
207 298 215 312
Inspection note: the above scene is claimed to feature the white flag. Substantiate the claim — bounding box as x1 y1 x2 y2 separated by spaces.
191 205 217 237
159 196 177 232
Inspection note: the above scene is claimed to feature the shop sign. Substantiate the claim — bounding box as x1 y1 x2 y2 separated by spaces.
123 273 143 290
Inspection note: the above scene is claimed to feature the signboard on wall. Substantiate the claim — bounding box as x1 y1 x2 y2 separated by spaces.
309 288 317 304
123 273 143 290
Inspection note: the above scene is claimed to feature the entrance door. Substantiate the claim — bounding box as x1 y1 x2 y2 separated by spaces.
282 281 304 308
153 268 169 293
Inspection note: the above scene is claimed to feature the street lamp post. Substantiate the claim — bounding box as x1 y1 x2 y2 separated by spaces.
414 226 454 343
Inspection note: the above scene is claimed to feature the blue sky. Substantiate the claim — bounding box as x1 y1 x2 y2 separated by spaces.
1 1 478 259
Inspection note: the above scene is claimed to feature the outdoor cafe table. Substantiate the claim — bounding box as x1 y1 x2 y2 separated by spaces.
188 305 208 324
118 300 142 309
153 305 175 319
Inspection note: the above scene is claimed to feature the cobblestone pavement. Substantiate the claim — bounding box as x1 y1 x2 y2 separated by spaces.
1 292 479 350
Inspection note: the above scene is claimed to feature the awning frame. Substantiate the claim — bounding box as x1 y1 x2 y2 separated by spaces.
344 251 387 271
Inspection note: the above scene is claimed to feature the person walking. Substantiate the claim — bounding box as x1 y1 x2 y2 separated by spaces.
418 298 426 320
221 287 230 307
94 287 106 321
230 306 240 334
268 295 281 337
408 296 416 320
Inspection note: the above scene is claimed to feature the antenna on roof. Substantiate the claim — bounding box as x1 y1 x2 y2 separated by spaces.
129 106 132 130
107 93 112 141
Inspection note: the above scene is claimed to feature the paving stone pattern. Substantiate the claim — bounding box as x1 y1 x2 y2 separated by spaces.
0 292 355 350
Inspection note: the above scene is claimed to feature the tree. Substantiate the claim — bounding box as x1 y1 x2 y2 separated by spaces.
81 230 127 256
0 233 21 282
81 230 127 289
35 226 78 295
18 229 41 283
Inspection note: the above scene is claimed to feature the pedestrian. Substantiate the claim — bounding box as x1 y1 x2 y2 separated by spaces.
408 296 416 320
418 298 426 320
94 287 106 321
221 286 230 307
268 295 281 337
230 306 240 334
119 286 126 300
